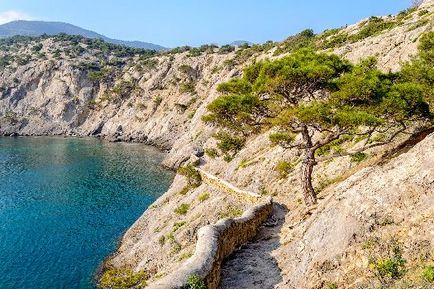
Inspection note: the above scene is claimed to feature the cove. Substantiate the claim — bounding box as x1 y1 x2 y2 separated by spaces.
0 137 174 289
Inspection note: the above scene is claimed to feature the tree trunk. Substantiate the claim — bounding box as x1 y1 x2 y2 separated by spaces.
300 125 317 206
301 149 317 206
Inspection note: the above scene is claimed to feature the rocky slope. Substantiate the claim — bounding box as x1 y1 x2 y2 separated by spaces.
0 1 434 288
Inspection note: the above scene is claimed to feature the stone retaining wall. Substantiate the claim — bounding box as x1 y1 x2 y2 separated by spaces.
149 197 273 289
197 168 262 202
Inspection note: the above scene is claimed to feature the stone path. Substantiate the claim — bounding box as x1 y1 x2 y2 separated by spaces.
219 203 287 289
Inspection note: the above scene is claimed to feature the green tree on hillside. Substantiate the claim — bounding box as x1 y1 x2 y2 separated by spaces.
203 47 431 205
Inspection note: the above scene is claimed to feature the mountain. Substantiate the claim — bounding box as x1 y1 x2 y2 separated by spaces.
0 20 166 51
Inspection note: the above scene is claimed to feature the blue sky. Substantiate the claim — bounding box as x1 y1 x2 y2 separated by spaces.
0 0 413 47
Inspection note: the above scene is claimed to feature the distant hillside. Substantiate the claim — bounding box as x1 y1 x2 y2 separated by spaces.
0 20 166 51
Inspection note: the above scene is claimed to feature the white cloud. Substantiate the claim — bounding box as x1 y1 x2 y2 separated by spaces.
0 10 32 25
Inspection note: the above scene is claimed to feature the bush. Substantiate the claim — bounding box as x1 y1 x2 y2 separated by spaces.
205 148 219 158
213 131 246 160
219 206 243 218
178 165 202 188
172 221 186 232
274 29 316 55
186 274 206 289
219 45 235 54
158 235 165 246
368 240 406 282
350 152 368 163
88 71 105 82
153 96 163 107
349 17 397 42
179 81 196 94
99 268 148 289
198 193 210 202
422 265 434 283
179 64 194 75
275 161 295 179
174 203 190 215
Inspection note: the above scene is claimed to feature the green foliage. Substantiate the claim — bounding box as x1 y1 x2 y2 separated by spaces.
186 274 206 289
213 131 246 160
350 152 368 163
158 235 166 246
269 132 295 147
172 221 186 232
217 78 252 95
99 268 148 289
253 49 351 102
326 283 338 289
180 81 196 94
418 9 429 16
219 45 235 54
4 110 18 122
320 32 349 49
219 206 243 218
153 96 163 107
349 17 397 42
274 29 316 55
422 265 434 283
203 94 264 134
174 203 190 215
198 193 210 202
179 64 194 75
31 43 43 52
179 186 190 196
368 240 406 282
275 161 295 179
178 165 202 188
205 148 219 158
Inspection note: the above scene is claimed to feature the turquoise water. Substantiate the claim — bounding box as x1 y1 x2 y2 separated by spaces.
0 137 174 289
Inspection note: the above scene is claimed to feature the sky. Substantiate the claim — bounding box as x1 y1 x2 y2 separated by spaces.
0 0 414 48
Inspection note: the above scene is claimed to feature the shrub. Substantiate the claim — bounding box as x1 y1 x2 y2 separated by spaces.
368 240 406 282
422 265 434 283
180 81 196 94
186 274 206 289
213 131 246 160
219 206 243 218
153 96 163 107
178 64 194 75
418 9 429 16
158 235 166 246
205 148 219 158
275 161 295 179
349 17 396 42
174 203 190 215
99 268 148 289
219 45 235 54
88 71 105 82
172 221 186 232
350 152 368 163
198 193 210 202
179 186 190 195
274 29 316 55
178 165 202 188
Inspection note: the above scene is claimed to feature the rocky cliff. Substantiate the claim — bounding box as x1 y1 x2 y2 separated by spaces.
1 1 434 288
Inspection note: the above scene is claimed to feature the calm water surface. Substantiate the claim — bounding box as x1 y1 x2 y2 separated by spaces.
0 137 174 289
